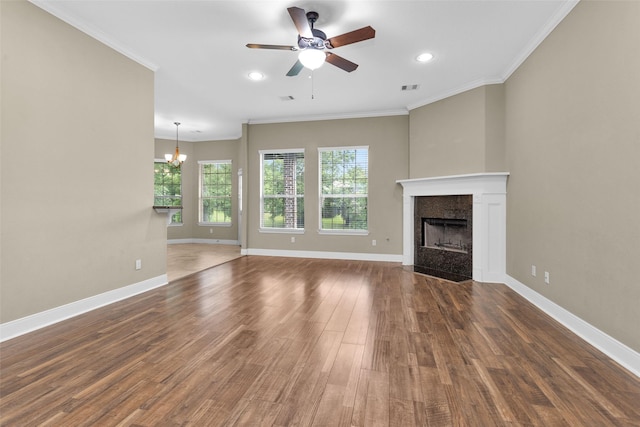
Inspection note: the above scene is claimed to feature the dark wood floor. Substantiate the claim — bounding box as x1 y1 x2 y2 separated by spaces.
1 257 639 426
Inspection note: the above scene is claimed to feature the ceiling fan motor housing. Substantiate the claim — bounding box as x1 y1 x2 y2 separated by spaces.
298 29 327 50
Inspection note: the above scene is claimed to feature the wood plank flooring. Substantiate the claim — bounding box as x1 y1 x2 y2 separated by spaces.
1 256 639 426
166 243 242 281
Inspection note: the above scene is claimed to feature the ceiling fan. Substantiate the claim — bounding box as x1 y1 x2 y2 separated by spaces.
246 7 375 76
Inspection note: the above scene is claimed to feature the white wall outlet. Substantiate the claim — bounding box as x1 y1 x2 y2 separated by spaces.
209 228 213 234
531 265 537 277
372 239 377 246
291 236 295 243
135 259 142 270
544 271 550 284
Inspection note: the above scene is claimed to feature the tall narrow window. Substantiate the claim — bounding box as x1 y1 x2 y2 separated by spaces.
319 147 368 233
154 161 182 225
260 150 304 230
199 160 232 225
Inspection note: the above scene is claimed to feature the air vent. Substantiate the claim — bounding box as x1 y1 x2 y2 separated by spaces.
401 84 419 91
279 95 295 101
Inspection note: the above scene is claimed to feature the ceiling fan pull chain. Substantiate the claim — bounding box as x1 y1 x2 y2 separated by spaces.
311 70 315 100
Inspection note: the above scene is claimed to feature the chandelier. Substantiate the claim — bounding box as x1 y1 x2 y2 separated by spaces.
165 122 186 167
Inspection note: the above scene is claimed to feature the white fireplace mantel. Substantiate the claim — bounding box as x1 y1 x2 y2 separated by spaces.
397 173 509 282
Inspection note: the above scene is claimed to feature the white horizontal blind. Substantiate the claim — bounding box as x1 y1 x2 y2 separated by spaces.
260 150 304 230
319 147 368 232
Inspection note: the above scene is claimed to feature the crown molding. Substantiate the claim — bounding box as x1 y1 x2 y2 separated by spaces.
247 108 409 126
29 0 159 72
500 0 580 81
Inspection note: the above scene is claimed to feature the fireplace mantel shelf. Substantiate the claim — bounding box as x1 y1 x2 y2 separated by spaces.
397 172 509 282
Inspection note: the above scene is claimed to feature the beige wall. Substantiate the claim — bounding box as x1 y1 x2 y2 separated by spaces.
1 1 166 322
504 0 640 351
154 138 241 242
408 85 505 178
246 116 408 255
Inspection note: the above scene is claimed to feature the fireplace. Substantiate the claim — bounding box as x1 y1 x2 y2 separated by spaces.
415 195 473 281
423 218 470 253
397 173 509 283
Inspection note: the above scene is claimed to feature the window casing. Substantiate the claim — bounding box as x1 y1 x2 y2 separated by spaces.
319 146 368 234
199 160 232 225
260 149 304 231
154 161 182 225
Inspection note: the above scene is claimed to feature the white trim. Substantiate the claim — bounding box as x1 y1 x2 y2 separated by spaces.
500 0 580 82
259 228 304 234
503 274 640 379
397 173 509 282
29 0 158 71
245 248 402 263
317 230 369 236
0 274 168 343
248 109 409 125
168 238 240 245
259 149 305 231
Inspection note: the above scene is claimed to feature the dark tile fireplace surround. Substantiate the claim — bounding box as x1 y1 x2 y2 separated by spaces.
414 195 473 282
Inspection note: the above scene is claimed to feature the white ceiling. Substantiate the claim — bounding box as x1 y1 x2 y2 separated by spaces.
31 0 577 142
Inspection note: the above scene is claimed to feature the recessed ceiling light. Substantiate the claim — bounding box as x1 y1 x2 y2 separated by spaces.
248 71 264 81
416 52 434 63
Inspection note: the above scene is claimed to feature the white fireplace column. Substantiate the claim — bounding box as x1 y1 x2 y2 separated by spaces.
397 173 509 283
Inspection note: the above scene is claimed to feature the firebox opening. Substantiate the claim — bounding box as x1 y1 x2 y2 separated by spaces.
422 217 470 254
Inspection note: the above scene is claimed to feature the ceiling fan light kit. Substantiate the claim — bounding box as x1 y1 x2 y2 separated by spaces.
247 6 375 76
298 49 325 70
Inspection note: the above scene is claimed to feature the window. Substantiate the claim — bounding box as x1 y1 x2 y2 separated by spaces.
154 161 182 224
319 147 368 233
199 160 232 225
260 150 304 231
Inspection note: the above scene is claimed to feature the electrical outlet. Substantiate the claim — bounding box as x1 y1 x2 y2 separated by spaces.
135 259 142 270
544 271 550 284
531 265 537 277
291 236 295 243
209 228 213 234
372 239 377 246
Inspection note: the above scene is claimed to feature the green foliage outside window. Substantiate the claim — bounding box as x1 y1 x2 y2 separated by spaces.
261 151 304 229
320 148 368 231
154 161 182 224
200 161 232 224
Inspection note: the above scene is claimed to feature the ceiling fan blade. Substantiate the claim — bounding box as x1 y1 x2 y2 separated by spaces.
286 60 304 77
326 26 375 49
246 43 296 51
287 7 313 38
325 52 358 72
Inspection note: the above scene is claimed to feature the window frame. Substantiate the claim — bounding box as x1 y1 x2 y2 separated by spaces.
198 159 233 227
154 159 183 226
259 148 305 234
318 146 369 235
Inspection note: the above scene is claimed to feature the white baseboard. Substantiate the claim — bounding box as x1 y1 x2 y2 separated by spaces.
503 274 640 378
245 248 403 263
0 274 168 343
168 238 240 245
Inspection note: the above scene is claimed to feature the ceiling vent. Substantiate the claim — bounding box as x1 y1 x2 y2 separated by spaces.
280 95 295 101
401 84 419 91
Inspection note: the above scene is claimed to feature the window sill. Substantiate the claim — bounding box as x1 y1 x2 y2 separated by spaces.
259 228 305 234
318 229 369 236
198 222 232 227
